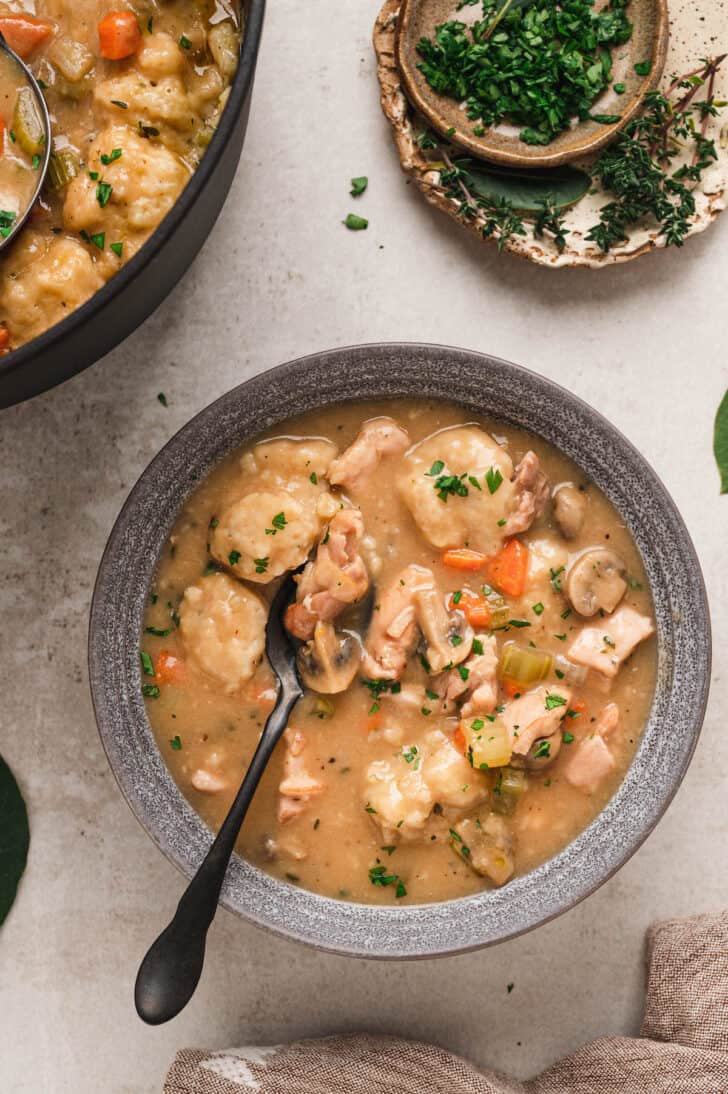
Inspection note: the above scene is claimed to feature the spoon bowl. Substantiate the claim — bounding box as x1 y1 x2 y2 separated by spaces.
394 0 669 168
0 33 51 251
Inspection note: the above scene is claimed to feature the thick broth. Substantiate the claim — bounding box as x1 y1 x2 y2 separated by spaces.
142 400 656 905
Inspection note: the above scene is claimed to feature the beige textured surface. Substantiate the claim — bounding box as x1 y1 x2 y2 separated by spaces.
0 2 727 1091
374 0 728 266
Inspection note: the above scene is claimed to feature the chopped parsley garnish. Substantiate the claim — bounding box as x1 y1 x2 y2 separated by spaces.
344 213 368 230
452 590 462 605
96 180 113 208
368 864 407 898
89 231 105 251
365 804 377 814
309 471 318 484
145 626 171 637
157 392 168 406
363 679 401 700
545 694 567 710
485 466 503 494
472 638 484 655
457 664 470 681
554 668 565 680
140 651 155 676
110 100 128 109
31 154 41 170
532 602 544 616
253 556 269 573
110 241 124 258
425 689 439 701
265 511 287 536
179 35 191 49
603 634 616 648
228 550 241 566
415 0 633 146
550 566 565 592
562 732 575 744
142 684 160 698
402 745 419 764
450 634 463 646
101 148 123 165
534 740 551 759
634 60 652 75
426 460 445 477
508 619 531 629
169 735 182 750
350 175 368 196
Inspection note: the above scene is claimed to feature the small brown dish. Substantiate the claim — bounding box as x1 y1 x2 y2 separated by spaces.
395 0 669 168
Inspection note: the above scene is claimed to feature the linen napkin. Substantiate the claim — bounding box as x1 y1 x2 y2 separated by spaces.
164 911 727 1093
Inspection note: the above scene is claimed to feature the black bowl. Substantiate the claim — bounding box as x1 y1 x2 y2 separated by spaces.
0 0 265 409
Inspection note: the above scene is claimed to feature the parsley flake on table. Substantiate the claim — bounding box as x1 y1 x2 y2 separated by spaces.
350 176 368 196
344 213 368 230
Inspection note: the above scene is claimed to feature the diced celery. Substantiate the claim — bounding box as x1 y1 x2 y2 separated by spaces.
499 642 552 686
47 149 78 191
12 88 45 156
492 766 528 815
484 587 510 627
460 717 512 770
313 696 334 718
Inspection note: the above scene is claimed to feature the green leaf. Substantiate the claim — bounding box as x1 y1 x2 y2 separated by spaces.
461 161 591 214
350 176 368 197
344 213 368 230
714 390 728 494
0 756 30 926
484 0 537 40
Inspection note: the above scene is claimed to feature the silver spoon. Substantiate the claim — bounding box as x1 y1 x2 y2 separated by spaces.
134 570 303 1025
0 33 51 250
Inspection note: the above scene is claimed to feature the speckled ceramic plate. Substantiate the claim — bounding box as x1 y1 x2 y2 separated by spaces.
89 344 710 958
395 0 668 168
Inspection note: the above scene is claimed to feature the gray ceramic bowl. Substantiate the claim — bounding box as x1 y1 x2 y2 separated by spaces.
89 343 711 958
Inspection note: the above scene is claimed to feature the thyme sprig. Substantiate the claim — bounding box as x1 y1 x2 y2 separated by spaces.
585 54 727 251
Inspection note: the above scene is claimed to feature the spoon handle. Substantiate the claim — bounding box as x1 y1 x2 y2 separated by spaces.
134 684 301 1025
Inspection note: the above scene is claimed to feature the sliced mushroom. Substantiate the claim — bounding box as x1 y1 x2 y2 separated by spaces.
297 621 360 694
553 484 587 541
511 730 562 772
414 585 473 673
565 548 627 618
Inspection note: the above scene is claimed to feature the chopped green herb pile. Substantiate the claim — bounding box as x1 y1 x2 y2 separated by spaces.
585 55 727 251
416 0 633 147
714 389 728 494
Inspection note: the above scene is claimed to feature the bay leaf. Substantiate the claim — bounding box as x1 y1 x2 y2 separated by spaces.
714 389 728 494
459 160 591 213
0 755 30 926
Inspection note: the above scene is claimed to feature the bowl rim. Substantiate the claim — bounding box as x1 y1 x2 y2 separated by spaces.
89 342 711 959
393 0 670 168
0 0 266 391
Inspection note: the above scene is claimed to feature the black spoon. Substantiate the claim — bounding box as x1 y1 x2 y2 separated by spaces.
134 571 303 1025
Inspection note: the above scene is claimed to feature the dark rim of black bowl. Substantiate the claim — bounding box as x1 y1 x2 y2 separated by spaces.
0 0 265 390
89 343 712 959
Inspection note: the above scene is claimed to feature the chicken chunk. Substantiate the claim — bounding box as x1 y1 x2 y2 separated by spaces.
564 703 620 793
501 684 573 757
360 564 425 680
63 124 190 273
278 729 324 823
328 417 410 493
178 573 267 694
502 451 550 536
285 508 369 640
397 426 518 556
452 814 515 886
567 606 655 678
361 565 469 680
444 635 499 717
0 234 104 347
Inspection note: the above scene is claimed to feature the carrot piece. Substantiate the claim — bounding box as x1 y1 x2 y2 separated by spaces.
442 548 487 571
483 539 529 598
155 650 185 685
453 725 467 755
448 590 492 629
569 698 587 715
0 16 53 59
0 326 10 354
362 712 383 734
98 11 141 60
501 678 522 698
